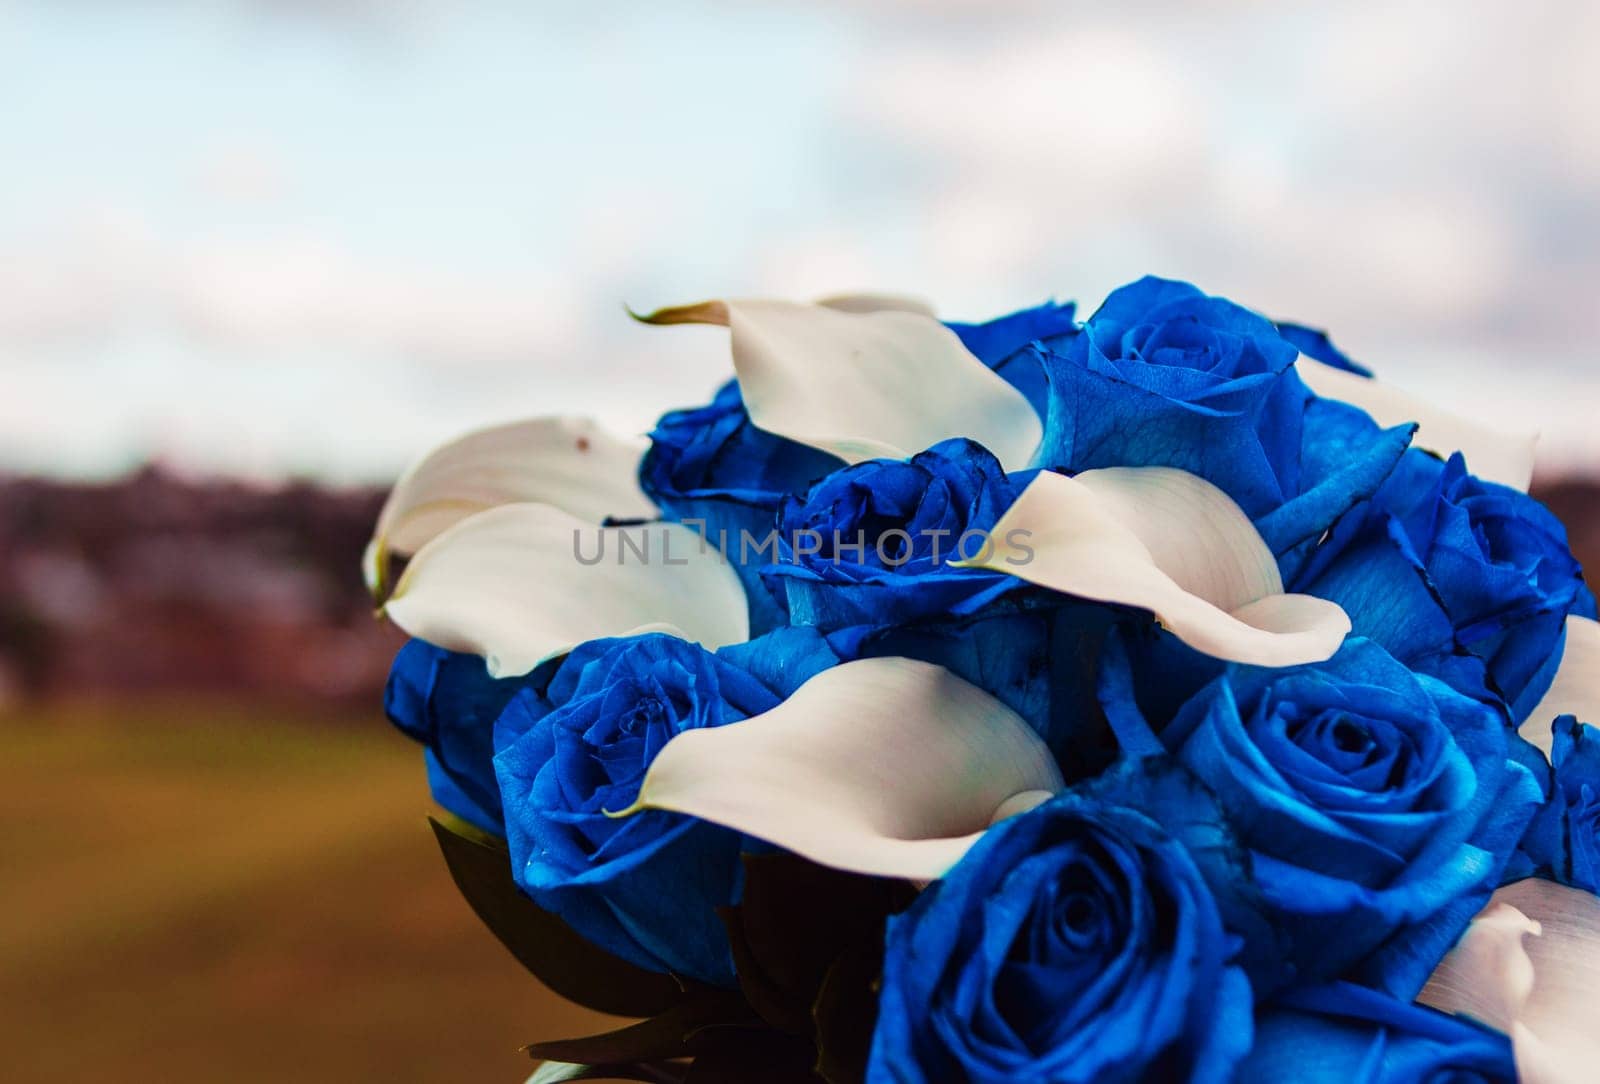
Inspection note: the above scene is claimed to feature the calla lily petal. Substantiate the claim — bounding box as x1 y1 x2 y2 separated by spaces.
1417 901 1540 1034
634 299 1042 471
1297 356 1537 490
618 657 1064 880
383 503 748 678
1420 879 1600 1084
815 291 937 317
958 468 1351 666
1520 616 1600 756
366 416 654 598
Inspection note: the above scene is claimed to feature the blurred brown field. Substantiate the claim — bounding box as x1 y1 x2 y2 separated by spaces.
0 699 617 1083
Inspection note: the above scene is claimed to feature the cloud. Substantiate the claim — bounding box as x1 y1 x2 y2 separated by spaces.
197 145 291 205
837 4 1600 354
5 1 1596 481
0 211 587 368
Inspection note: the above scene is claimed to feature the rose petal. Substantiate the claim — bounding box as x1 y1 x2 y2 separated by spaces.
1521 616 1600 756
1297 355 1537 490
366 416 654 598
383 503 748 678
957 468 1351 666
1420 879 1600 1084
616 657 1064 880
634 299 1042 471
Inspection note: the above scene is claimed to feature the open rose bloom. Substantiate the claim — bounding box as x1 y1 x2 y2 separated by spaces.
370 279 1599 1083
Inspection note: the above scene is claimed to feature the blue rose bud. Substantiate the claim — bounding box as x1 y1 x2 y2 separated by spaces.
1296 448 1596 720
639 380 842 632
1157 638 1543 994
384 638 546 835
869 791 1253 1083
1512 714 1600 893
762 438 1019 630
1033 276 1303 514
493 629 834 986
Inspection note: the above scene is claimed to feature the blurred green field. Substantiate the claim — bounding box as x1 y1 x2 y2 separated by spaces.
0 701 615 1083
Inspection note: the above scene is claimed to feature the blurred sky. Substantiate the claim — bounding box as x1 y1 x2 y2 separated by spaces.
2 0 1597 482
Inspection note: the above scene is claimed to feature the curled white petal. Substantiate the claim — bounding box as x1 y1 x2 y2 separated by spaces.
815 291 937 317
383 503 748 678
366 416 654 597
1420 880 1600 1084
636 299 1041 471
1418 901 1541 1033
957 468 1350 667
618 657 1064 880
1521 616 1600 756
1297 355 1537 490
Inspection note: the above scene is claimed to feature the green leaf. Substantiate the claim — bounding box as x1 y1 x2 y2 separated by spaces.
721 852 912 1035
524 991 764 1064
811 942 886 1084
429 817 686 1017
682 1032 823 1083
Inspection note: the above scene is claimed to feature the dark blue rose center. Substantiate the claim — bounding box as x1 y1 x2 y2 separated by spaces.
988 838 1155 1054
543 663 710 860
1122 318 1244 375
1258 700 1425 801
1474 510 1552 589
796 468 962 572
1435 464 1580 606
577 683 688 803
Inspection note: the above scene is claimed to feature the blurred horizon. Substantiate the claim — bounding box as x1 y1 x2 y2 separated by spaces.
4 0 1598 485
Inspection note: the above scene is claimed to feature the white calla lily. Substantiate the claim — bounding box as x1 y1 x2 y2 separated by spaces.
383 502 748 678
365 416 654 598
615 657 1064 880
1419 879 1600 1084
1297 356 1537 491
956 468 1350 667
1520 616 1600 756
635 299 1042 471
815 291 937 317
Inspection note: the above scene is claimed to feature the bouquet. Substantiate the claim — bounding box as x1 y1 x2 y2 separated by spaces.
367 278 1598 1082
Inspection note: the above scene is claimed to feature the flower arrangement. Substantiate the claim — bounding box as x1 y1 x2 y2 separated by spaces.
368 278 1599 1082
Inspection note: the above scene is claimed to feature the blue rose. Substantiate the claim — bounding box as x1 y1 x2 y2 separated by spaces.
493 629 835 985
1241 982 1516 1082
761 438 1020 630
385 638 546 835
640 380 842 632
868 790 1253 1083
1295 448 1596 721
1031 276 1413 566
1140 637 1542 995
1034 275 1301 515
1512 715 1600 892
